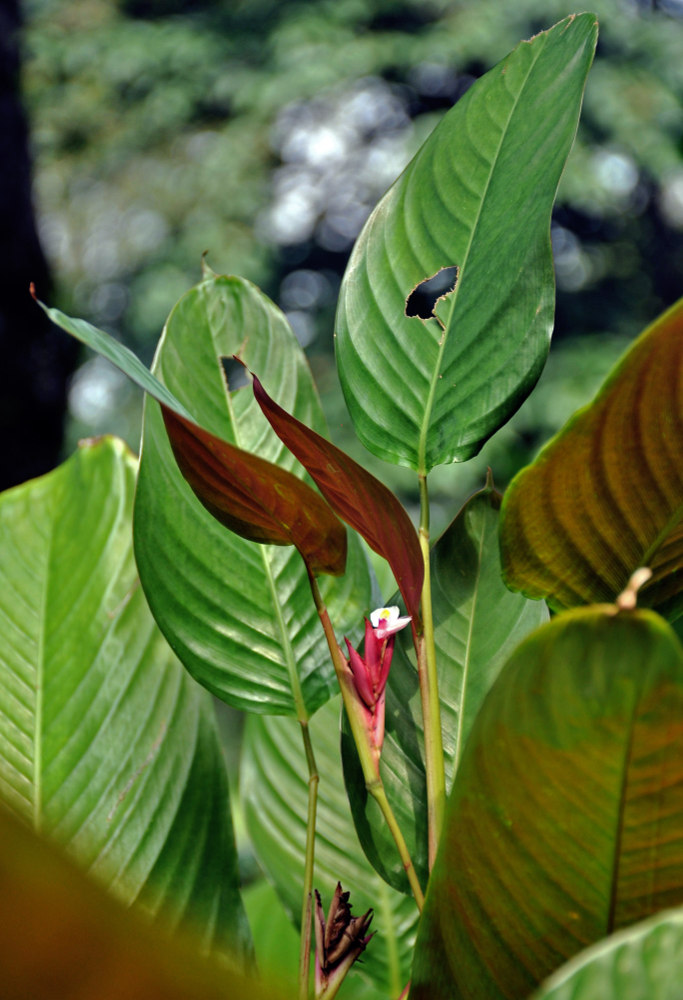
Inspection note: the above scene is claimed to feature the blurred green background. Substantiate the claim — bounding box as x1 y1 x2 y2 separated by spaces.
17 0 683 521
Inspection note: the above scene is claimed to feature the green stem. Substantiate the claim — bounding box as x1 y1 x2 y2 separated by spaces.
298 719 319 1000
307 572 424 912
418 471 446 870
260 552 318 999
367 780 425 911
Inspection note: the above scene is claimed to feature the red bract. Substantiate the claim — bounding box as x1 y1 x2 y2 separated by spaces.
344 607 411 768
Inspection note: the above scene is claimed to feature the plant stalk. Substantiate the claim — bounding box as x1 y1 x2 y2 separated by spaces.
417 471 446 869
307 572 424 912
298 719 319 1000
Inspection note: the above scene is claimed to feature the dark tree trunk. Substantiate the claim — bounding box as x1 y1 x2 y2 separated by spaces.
0 0 77 490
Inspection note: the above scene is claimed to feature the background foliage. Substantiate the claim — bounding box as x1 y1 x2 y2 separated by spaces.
21 0 683 514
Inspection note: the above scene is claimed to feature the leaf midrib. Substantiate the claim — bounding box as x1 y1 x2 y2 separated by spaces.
416 40 544 474
605 686 640 935
208 299 307 721
641 501 683 567
452 514 488 777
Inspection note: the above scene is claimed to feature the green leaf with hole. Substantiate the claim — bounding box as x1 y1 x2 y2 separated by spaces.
500 296 683 620
530 907 683 1000
342 482 548 893
410 605 683 1000
241 696 418 998
133 275 371 715
0 437 250 962
335 14 597 473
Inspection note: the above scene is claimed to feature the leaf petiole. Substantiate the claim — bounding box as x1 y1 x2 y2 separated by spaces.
417 471 446 868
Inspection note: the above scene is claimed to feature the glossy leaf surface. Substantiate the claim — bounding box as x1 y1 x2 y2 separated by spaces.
0 438 250 960
134 275 371 715
336 14 597 472
531 908 683 1000
241 696 419 997
36 289 346 579
0 805 277 1000
501 296 683 618
411 606 683 1000
250 370 423 622
343 483 548 893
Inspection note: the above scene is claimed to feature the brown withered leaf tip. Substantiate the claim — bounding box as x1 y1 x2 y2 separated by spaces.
314 883 374 997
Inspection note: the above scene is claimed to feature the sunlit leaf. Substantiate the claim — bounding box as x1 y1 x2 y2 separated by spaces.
39 278 370 714
0 437 250 960
501 296 683 620
335 14 597 472
411 605 683 1000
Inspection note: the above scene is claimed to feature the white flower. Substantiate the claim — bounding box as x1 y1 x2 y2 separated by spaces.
369 606 411 639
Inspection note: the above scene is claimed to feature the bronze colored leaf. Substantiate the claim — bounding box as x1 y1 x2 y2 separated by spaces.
500 297 683 617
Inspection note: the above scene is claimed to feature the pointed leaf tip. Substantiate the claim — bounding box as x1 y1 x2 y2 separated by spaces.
248 371 424 624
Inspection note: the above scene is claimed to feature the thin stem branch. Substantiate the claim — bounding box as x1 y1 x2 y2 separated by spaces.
307 572 424 912
298 719 319 1000
367 780 425 910
418 471 446 869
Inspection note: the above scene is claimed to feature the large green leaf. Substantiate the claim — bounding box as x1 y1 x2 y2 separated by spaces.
335 14 597 472
342 482 549 893
531 908 683 1000
37 289 350 582
501 296 683 619
410 605 683 1000
132 274 371 716
0 437 250 961
241 696 419 998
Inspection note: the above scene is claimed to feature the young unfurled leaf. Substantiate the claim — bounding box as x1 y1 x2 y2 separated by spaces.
34 289 347 579
248 367 424 624
162 406 347 577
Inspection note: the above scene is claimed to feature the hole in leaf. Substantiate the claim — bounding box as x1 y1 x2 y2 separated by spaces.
221 356 249 392
405 266 459 320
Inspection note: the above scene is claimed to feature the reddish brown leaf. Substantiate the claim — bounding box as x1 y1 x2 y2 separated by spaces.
246 368 423 624
500 297 683 616
162 406 347 577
